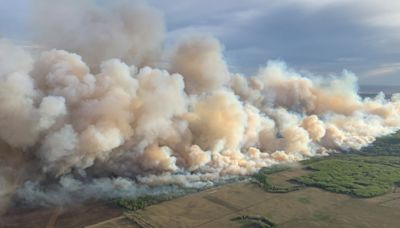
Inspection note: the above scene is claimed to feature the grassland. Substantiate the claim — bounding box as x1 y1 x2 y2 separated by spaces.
296 156 400 197
295 131 400 197
252 155 400 198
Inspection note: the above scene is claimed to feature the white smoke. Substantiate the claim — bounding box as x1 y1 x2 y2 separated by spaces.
1 0 400 211
33 0 165 68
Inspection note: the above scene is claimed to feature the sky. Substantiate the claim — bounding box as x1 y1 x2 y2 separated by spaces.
1 0 400 85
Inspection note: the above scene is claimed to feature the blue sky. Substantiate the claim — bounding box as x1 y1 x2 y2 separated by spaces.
1 0 400 85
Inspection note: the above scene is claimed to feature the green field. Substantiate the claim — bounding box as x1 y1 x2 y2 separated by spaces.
296 156 400 197
295 131 400 197
249 131 400 198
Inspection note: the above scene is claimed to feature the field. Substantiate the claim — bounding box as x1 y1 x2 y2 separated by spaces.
294 131 400 197
296 156 400 197
88 168 400 228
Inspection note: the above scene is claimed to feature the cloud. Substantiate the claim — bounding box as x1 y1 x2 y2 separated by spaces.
149 0 400 84
365 63 400 78
2 0 400 84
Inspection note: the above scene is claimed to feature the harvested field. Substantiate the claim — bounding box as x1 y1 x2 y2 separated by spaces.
88 168 400 228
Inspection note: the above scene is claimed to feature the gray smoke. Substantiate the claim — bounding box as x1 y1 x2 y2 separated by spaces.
1 0 400 212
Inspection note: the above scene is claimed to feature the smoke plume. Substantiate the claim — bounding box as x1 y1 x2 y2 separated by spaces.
1 0 400 211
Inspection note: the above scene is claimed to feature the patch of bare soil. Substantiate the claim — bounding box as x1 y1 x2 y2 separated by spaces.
0 200 123 228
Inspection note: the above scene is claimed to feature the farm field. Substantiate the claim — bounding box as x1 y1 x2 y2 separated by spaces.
89 168 400 228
